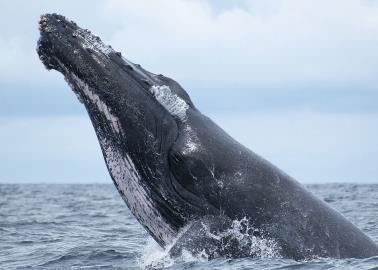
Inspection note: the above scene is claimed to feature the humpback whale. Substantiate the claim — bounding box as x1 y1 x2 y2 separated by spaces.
37 13 378 260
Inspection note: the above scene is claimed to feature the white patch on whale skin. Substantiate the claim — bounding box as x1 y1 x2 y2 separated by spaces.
74 28 113 56
70 73 123 135
150 85 189 121
53 58 122 135
182 125 200 155
148 85 198 155
100 137 176 244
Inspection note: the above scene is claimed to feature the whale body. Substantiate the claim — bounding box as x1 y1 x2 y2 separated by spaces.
37 13 378 260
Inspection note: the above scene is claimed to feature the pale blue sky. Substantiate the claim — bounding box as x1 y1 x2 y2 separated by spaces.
1 0 378 183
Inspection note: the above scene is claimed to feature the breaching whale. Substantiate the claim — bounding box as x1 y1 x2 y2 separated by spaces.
37 13 378 260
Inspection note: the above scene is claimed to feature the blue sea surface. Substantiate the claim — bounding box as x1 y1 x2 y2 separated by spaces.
0 183 377 270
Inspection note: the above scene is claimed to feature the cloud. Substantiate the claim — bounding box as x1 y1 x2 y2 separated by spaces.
1 0 378 87
102 0 378 86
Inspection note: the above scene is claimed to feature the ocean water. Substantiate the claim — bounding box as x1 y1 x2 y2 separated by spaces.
1 183 377 270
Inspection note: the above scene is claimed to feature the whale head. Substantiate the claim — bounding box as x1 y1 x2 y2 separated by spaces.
37 13 216 246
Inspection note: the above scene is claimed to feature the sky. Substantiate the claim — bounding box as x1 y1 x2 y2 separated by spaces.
1 0 378 183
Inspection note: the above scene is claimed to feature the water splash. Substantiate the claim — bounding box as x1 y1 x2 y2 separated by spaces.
141 217 281 268
140 238 174 269
224 217 280 258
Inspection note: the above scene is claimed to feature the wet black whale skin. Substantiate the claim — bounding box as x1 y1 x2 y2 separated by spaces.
37 13 378 260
